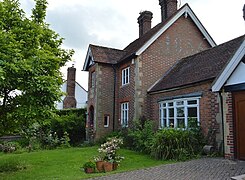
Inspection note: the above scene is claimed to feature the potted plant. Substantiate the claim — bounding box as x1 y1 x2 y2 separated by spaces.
82 161 96 174
97 137 124 172
94 155 104 172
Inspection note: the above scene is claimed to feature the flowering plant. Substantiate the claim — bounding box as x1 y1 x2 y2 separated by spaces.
97 137 124 164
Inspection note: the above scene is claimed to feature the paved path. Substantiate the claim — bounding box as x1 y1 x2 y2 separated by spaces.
90 158 245 180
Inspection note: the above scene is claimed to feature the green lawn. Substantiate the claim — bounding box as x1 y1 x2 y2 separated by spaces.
0 147 174 180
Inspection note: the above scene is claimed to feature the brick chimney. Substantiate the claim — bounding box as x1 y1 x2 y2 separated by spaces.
159 0 178 22
63 65 77 109
138 11 153 37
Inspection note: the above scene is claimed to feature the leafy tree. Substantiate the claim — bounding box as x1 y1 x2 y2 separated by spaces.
0 0 74 135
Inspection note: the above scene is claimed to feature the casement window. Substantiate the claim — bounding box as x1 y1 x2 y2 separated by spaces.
122 67 130 86
121 102 129 127
159 98 200 128
104 115 109 128
91 71 95 88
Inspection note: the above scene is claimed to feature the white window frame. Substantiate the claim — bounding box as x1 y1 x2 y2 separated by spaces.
159 97 200 129
122 67 130 86
104 115 109 128
91 71 95 88
121 102 129 127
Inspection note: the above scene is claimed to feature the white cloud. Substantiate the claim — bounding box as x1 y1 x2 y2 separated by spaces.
19 0 245 90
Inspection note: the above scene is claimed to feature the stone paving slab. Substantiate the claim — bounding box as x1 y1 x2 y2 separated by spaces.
90 158 245 180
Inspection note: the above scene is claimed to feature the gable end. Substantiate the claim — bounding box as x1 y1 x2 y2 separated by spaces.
136 4 216 55
212 38 245 92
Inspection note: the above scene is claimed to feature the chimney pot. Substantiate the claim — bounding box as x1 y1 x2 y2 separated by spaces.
137 11 153 37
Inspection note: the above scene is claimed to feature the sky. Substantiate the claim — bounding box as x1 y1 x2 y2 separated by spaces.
19 0 245 91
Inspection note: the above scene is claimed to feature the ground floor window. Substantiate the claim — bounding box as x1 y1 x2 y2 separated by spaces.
104 115 109 128
159 98 200 128
121 102 129 127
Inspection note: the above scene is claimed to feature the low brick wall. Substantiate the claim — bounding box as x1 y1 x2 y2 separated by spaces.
0 135 22 142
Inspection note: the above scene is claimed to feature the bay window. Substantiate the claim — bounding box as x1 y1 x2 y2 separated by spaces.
159 98 200 128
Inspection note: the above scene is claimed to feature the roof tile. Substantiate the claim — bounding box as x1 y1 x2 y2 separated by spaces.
149 35 245 93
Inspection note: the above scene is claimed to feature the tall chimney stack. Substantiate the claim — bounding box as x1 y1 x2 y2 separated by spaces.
159 0 178 22
63 65 77 109
138 11 153 37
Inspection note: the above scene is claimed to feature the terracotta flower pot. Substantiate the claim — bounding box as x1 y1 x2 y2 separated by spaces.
113 163 118 170
103 162 113 172
96 161 104 172
85 168 94 174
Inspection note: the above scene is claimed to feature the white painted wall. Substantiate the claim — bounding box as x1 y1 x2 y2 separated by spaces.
56 81 87 109
226 62 245 86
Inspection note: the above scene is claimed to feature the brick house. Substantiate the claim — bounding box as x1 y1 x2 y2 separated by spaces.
149 35 245 160
83 0 245 160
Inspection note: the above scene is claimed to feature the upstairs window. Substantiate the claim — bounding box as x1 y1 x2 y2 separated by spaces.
122 67 130 86
91 71 95 88
159 98 200 129
121 102 129 127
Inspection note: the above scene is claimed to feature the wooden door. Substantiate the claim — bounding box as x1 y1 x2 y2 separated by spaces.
234 91 245 160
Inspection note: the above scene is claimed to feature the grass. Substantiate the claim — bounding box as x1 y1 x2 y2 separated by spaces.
0 147 174 180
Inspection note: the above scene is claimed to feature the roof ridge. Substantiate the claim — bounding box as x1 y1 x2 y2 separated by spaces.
90 44 126 52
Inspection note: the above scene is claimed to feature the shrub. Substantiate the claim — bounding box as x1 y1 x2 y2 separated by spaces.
126 119 154 153
96 131 123 145
150 128 205 161
20 108 86 150
51 109 86 146
0 141 21 153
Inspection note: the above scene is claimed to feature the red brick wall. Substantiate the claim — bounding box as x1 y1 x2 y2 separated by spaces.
223 92 235 159
137 16 211 120
95 64 116 139
117 60 135 128
87 63 116 140
149 81 221 142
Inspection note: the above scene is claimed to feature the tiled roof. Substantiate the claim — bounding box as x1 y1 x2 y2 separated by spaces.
149 35 245 93
90 5 187 65
90 44 126 64
87 3 216 66
121 5 186 61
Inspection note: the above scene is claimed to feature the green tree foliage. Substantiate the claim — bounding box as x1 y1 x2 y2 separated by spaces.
0 0 74 135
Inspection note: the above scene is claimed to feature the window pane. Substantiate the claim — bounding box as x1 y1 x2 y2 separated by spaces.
163 109 166 118
169 108 174 117
168 102 173 107
122 67 130 85
177 118 185 128
188 100 197 105
121 102 129 127
104 116 109 127
188 107 197 117
169 118 174 128
91 72 95 88
177 107 184 117
188 118 198 128
176 101 184 106
161 118 167 128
